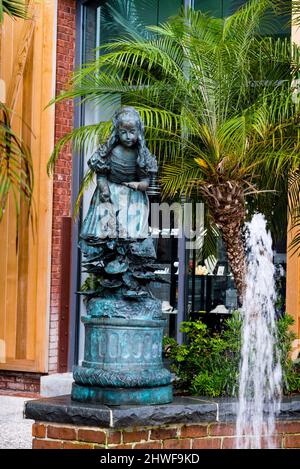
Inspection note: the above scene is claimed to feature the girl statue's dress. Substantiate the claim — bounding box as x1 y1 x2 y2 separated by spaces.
81 144 150 243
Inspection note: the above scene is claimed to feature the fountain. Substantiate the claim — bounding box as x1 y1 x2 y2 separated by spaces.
236 213 282 448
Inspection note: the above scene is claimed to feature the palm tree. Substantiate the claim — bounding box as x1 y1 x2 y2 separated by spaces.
0 0 33 226
48 0 300 299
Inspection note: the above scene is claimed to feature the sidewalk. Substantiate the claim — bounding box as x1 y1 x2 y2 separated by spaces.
0 394 35 449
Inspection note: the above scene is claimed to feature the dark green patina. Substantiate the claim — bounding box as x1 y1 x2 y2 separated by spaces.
72 107 173 405
72 315 173 404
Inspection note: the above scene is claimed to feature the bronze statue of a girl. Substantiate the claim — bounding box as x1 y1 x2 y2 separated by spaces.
81 106 157 244
72 107 173 405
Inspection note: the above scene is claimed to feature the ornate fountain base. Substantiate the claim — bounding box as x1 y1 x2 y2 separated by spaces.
71 383 172 406
71 310 173 406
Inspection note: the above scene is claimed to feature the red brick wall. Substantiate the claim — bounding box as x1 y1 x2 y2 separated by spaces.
49 0 76 373
32 421 300 449
0 371 41 394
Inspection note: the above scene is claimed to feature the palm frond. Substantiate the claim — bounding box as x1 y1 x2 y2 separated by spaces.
287 171 300 256
0 102 34 233
47 121 112 175
0 0 28 23
196 215 220 264
74 168 95 219
161 160 204 199
288 170 300 215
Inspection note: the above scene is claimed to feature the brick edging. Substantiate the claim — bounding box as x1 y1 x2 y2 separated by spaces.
0 370 42 393
32 420 300 449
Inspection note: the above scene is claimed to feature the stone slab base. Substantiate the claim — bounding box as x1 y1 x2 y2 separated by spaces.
71 382 173 406
24 395 300 449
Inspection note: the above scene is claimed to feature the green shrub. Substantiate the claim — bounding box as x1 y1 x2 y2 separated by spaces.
163 312 300 397
276 314 300 394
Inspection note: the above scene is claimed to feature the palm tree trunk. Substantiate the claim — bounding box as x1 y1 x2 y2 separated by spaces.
200 180 246 302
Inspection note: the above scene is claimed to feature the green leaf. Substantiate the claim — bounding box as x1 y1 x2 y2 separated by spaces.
0 0 28 23
0 103 34 235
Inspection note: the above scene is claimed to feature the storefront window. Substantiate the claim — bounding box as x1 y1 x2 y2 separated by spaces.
75 0 290 357
195 0 290 37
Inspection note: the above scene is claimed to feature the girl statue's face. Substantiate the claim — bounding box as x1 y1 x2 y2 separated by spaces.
118 117 139 148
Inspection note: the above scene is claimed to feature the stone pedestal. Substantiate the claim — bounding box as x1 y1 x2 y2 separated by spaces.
71 298 173 405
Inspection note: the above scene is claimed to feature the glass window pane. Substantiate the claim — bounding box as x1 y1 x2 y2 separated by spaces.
194 0 223 17
194 0 290 37
98 0 183 45
158 0 183 23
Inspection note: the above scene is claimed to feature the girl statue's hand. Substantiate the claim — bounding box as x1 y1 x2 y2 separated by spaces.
97 177 111 202
123 181 140 190
100 190 111 203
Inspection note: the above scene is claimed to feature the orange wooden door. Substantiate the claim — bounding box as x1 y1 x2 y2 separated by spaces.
0 1 56 372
